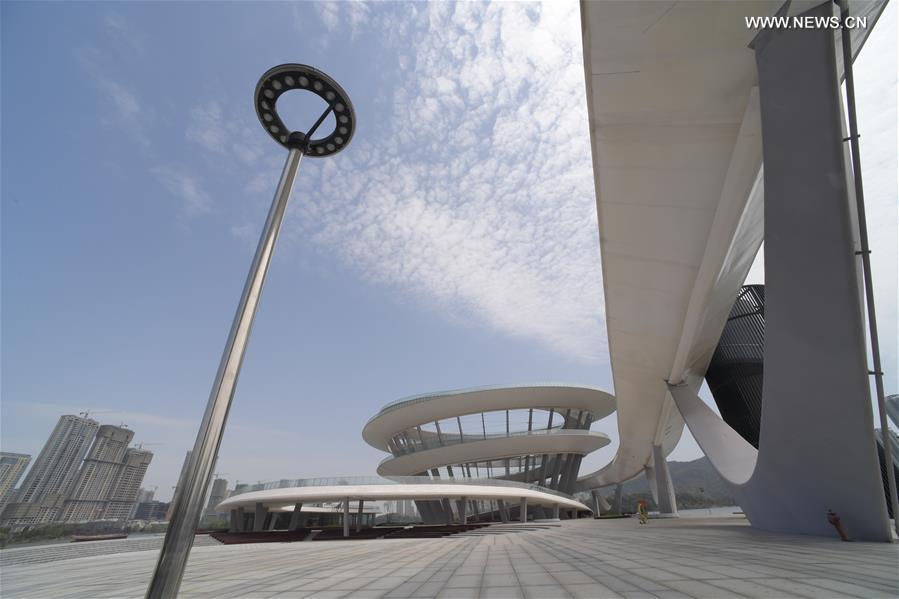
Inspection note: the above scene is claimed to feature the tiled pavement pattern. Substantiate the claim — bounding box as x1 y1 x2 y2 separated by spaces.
1 517 897 598
0 534 220 567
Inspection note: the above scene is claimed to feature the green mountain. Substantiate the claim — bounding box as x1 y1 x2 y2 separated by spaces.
581 456 737 512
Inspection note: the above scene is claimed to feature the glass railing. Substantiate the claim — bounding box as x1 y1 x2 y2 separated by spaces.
229 474 578 501
387 428 606 456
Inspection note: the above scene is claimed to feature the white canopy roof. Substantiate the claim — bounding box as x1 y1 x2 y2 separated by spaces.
217 483 590 513
575 0 888 489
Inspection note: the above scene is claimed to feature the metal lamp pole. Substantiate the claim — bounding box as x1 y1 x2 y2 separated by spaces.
146 64 355 598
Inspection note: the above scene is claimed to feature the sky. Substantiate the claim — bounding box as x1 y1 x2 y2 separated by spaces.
2 1 896 503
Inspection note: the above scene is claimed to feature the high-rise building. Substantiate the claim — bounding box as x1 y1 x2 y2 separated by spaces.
61 425 134 522
104 447 154 520
166 450 192 521
205 478 228 517
2 414 99 526
134 500 170 521
0 453 31 510
136 487 155 504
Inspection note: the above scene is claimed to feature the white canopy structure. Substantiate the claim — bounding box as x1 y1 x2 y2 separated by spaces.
218 483 589 514
575 0 893 541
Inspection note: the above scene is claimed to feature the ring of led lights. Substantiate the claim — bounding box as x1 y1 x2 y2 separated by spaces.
254 63 355 156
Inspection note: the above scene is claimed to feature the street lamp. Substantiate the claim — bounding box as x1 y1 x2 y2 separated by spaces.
145 64 355 598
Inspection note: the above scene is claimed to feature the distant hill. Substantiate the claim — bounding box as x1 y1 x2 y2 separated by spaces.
621 456 733 500
580 456 736 511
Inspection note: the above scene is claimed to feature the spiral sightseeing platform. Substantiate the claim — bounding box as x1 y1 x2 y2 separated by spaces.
363 384 616 523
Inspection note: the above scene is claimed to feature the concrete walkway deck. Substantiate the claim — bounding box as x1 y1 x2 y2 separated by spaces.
1 517 897 598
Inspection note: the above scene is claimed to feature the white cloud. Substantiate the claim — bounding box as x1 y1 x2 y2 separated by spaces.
85 70 151 148
103 12 145 54
78 29 152 148
186 101 264 166
286 2 607 360
181 2 606 361
151 166 213 217
312 1 371 39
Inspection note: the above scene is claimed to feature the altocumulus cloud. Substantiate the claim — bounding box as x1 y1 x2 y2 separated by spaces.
296 2 607 361
187 2 608 362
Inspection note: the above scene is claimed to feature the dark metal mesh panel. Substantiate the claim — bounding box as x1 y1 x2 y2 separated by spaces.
705 285 765 448
875 430 899 519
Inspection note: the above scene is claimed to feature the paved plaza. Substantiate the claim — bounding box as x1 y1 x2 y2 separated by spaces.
1 517 897 598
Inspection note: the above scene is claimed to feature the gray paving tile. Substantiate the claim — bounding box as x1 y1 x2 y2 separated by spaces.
437 588 479 599
446 575 483 589
522 585 572 599
551 571 595 585
484 573 519 587
564 583 623 598
479 588 524 598
664 579 748 598
1 518 896 599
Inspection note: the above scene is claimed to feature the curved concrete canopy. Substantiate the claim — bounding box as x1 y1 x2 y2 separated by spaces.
363 384 615 451
575 0 888 492
575 0 772 489
217 484 590 513
377 431 611 476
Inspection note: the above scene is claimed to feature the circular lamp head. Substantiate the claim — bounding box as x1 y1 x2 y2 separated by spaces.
255 64 355 157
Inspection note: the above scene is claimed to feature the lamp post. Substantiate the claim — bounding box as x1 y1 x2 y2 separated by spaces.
145 64 355 598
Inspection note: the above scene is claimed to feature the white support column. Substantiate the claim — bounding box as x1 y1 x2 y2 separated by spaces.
644 463 659 506
253 502 266 532
460 497 467 524
498 500 508 523
443 499 453 525
268 512 279 531
552 504 560 520
519 497 527 523
229 509 240 532
356 500 364 532
591 490 602 518
613 484 623 514
652 444 678 516
343 498 350 538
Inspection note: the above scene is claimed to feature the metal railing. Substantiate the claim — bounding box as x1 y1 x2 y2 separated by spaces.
387 428 605 456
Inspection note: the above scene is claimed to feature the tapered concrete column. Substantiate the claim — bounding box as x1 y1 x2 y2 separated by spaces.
343 498 350 538
591 490 602 518
644 463 658 506
253 502 266 532
288 503 303 530
550 455 564 489
460 497 467 524
552 504 560 519
356 500 364 532
652 444 678 516
229 509 240 532
613 484 623 514
236 507 246 531
268 512 279 531
498 500 508 523
519 497 527 523
442 499 453 525
735 0 891 541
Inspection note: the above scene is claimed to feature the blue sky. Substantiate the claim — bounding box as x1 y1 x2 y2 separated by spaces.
2 1 895 501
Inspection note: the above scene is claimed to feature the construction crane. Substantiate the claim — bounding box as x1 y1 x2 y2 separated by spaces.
79 409 118 419
132 442 164 450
